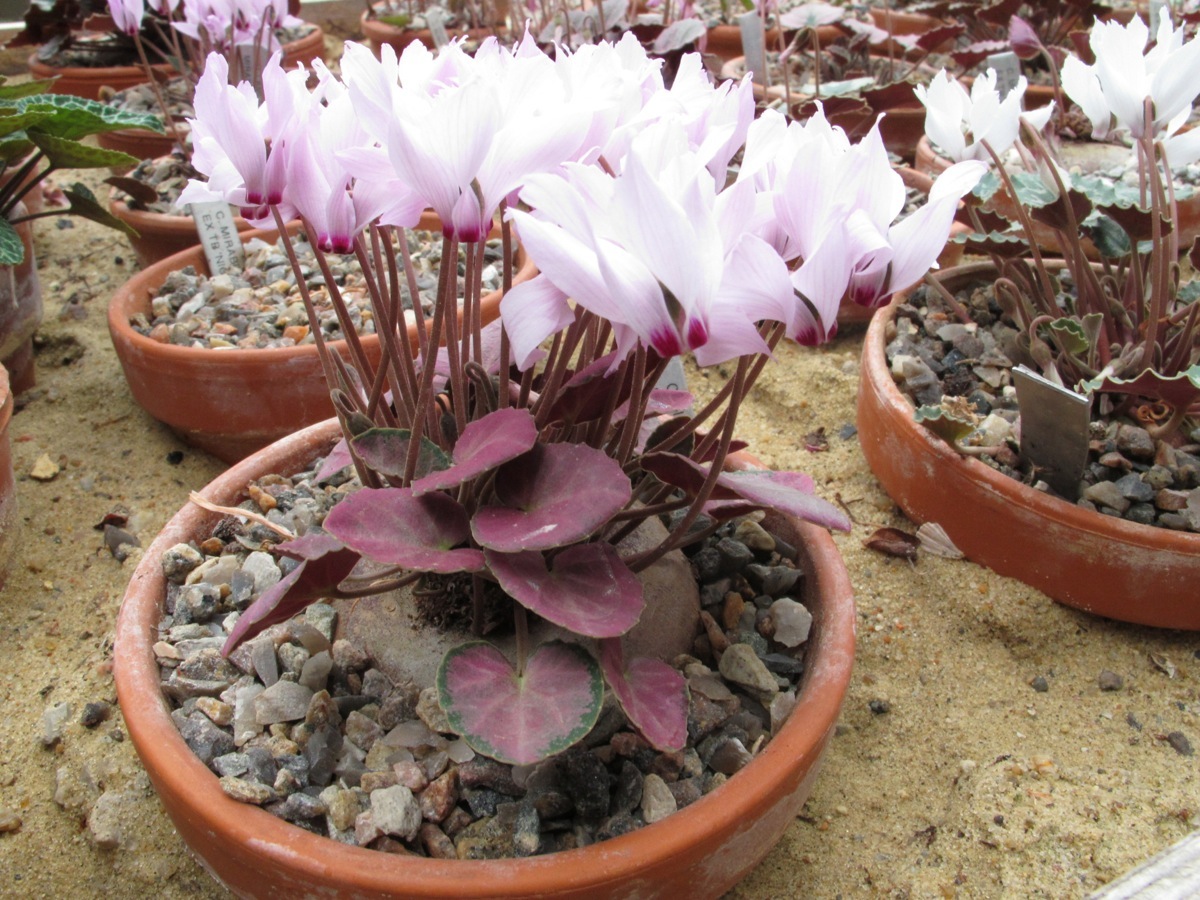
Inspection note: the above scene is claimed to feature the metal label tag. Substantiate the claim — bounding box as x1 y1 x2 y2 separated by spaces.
191 201 245 274
426 7 450 47
1149 0 1170 34
235 43 266 98
1012 364 1091 499
987 51 1022 99
738 12 767 87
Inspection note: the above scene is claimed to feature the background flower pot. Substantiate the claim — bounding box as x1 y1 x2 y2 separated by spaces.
0 208 43 394
0 364 17 590
857 271 1200 629
704 24 784 62
108 197 253 267
107 214 533 463
360 12 488 55
91 26 326 165
835 165 968 328
27 54 174 101
113 416 856 900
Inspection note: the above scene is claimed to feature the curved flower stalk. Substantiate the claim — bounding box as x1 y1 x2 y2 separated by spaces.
185 37 881 768
915 68 1054 163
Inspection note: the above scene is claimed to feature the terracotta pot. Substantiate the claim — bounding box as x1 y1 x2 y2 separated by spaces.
109 197 253 267
27 54 173 101
0 207 43 394
113 416 856 899
29 24 325 102
360 12 490 55
703 24 784 62
721 55 928 160
867 7 953 56
107 213 535 462
93 25 326 168
857 265 1200 629
836 165 968 328
0 364 16 590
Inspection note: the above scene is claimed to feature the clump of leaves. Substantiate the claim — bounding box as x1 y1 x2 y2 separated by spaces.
0 79 164 264
10 0 173 67
954 113 1200 441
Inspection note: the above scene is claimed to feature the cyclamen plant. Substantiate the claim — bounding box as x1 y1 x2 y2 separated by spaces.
183 34 982 765
916 15 1200 445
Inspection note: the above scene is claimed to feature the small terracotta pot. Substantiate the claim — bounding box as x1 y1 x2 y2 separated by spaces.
836 165 968 329
703 24 784 62
857 266 1200 630
721 55 928 160
113 416 856 899
867 7 953 55
0 364 16 590
0 207 43 394
360 12 489 55
108 214 535 462
27 54 174 101
109 198 253 267
92 26 325 165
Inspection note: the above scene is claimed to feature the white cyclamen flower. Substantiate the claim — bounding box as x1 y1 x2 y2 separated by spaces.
915 68 1053 163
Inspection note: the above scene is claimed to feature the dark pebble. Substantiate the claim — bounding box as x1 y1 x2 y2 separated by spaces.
563 750 611 820
458 757 524 796
595 812 640 841
1166 732 1194 757
80 702 110 728
1029 676 1049 693
165 450 184 465
462 787 508 819
1098 670 1124 691
837 423 857 440
612 761 644 816
760 653 805 676
868 699 891 715
1114 473 1155 503
691 547 722 582
1125 503 1156 525
1126 712 1142 731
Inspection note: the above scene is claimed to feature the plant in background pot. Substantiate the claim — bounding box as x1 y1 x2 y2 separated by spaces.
0 79 162 390
112 33 979 897
858 35 1200 627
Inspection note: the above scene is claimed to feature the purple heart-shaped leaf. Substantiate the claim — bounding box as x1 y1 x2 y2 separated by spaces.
411 407 539 497
222 543 361 654
486 542 644 638
471 443 632 552
324 487 486 573
351 429 451 481
315 439 353 482
438 640 603 765
614 389 694 423
541 351 628 425
600 639 688 753
641 453 850 531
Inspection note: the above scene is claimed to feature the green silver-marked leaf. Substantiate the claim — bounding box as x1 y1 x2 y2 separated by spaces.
0 217 24 266
378 12 411 26
0 79 59 101
1039 317 1091 355
1178 281 1200 305
438 640 603 765
0 135 35 165
914 404 977 444
0 110 51 139
12 94 164 138
28 132 139 170
820 76 876 97
1087 213 1133 258
1072 173 1146 209
61 184 138 238
978 171 1060 210
1078 365 1200 411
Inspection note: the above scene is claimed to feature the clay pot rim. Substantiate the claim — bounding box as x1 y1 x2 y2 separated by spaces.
867 261 1200 554
109 197 252 237
107 211 535 366
720 54 929 108
113 416 856 894
0 365 10 432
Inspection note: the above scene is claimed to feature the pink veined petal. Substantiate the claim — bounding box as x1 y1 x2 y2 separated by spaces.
592 238 685 358
108 0 144 35
883 160 985 296
790 226 855 344
716 232 793 327
499 274 575 370
848 119 906 228
842 208 894 308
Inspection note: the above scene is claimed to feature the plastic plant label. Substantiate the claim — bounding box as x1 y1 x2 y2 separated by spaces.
987 51 1022 99
738 11 767 86
1149 0 1169 33
426 7 450 47
1012 364 1091 499
191 201 245 274
235 43 266 98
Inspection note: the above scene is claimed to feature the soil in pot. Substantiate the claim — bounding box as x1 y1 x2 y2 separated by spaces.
857 264 1200 629
108 216 533 462
114 418 855 898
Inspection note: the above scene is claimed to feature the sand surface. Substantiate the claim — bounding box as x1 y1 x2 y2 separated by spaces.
0 135 1197 900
